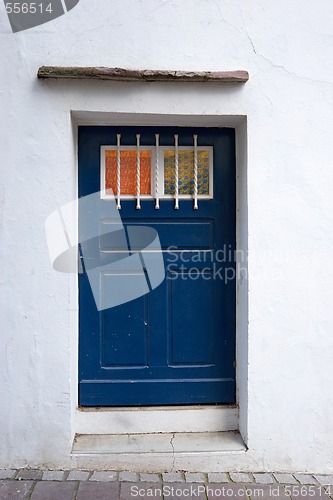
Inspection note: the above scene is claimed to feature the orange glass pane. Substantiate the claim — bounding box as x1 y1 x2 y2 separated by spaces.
105 150 151 195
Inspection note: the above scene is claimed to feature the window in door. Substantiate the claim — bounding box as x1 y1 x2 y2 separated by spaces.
100 135 213 210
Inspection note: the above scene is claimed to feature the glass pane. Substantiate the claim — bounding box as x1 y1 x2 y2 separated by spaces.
105 150 151 195
164 150 210 195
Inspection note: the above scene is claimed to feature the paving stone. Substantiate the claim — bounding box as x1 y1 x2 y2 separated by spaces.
243 484 291 499
0 480 33 499
294 474 318 485
0 470 16 479
139 473 161 482
208 472 229 483
207 484 247 499
121 482 163 500
67 470 90 481
287 485 330 500
314 475 333 486
42 470 66 481
90 471 118 481
162 472 185 482
253 472 276 484
230 472 253 483
317 486 332 498
16 469 43 481
162 483 206 499
274 473 298 484
119 471 138 482
185 472 206 483
30 481 77 500
77 481 120 499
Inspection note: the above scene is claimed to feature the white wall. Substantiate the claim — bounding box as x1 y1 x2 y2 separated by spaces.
1 0 333 472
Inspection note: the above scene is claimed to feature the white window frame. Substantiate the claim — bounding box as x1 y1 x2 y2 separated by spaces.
100 144 214 201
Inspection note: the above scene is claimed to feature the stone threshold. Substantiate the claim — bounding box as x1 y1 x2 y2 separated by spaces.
70 431 249 471
37 66 249 83
72 431 246 455
76 405 238 435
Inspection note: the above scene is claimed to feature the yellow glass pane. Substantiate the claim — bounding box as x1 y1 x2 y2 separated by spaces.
164 150 210 195
105 150 151 195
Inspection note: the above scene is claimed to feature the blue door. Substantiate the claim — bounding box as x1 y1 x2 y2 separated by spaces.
78 126 236 406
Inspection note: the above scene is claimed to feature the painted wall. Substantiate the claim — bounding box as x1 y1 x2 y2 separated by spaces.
1 0 333 472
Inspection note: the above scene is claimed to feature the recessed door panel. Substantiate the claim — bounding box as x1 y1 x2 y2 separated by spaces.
167 268 214 366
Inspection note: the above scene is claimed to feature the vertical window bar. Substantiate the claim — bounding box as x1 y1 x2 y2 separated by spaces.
193 134 198 210
174 134 179 209
136 134 141 210
116 134 121 209
155 133 160 209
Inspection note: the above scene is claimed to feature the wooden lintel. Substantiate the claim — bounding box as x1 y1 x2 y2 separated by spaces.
37 66 249 83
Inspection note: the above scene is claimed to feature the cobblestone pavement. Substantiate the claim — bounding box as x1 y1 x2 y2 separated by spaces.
1 470 333 499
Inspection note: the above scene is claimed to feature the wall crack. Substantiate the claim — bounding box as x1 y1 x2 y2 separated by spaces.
170 433 175 471
239 4 333 89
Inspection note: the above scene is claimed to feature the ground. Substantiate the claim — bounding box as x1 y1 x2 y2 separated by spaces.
1 469 333 499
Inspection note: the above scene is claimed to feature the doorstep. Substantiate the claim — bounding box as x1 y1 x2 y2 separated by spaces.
70 431 247 472
75 405 238 434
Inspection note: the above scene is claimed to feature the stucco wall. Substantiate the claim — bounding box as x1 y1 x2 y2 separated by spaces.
1 0 333 472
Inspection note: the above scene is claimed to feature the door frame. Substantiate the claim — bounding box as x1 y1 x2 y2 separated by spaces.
70 111 248 438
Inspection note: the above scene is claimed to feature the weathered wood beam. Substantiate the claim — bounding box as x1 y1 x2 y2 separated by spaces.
37 66 249 83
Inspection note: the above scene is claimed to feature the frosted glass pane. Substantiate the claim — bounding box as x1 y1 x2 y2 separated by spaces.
105 150 151 195
164 150 210 195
